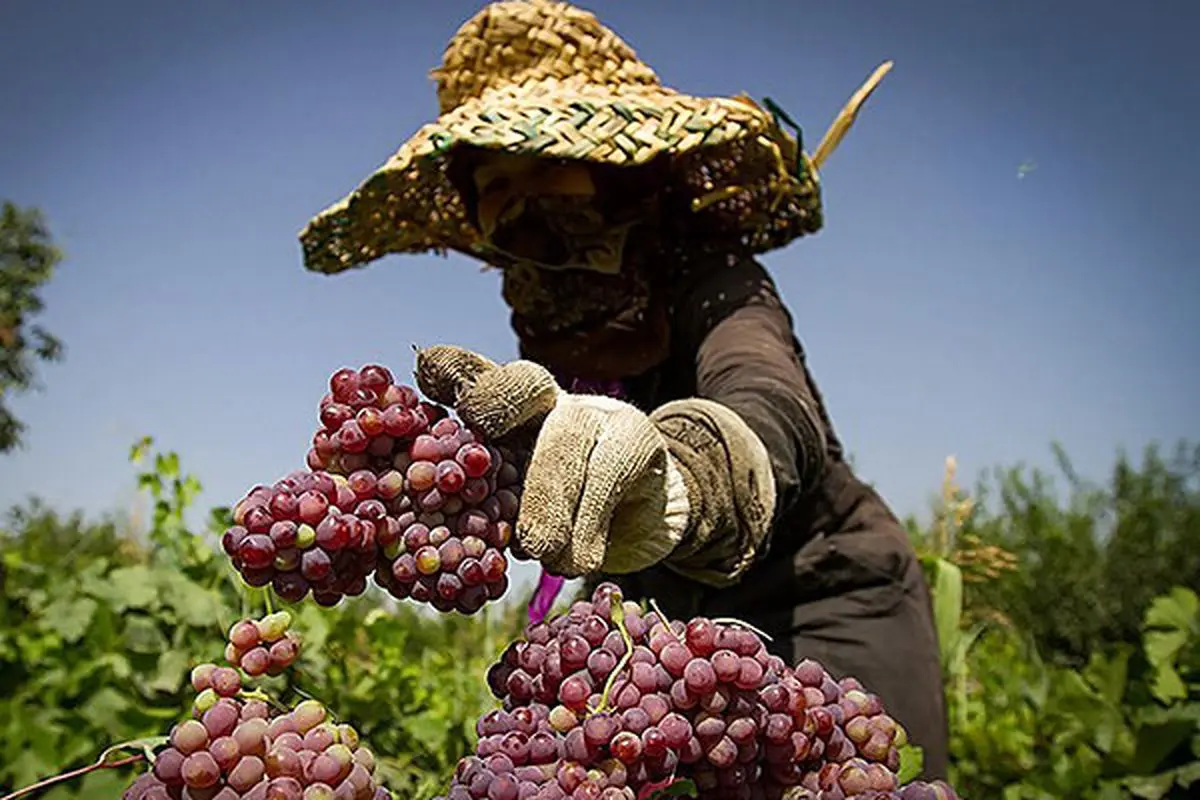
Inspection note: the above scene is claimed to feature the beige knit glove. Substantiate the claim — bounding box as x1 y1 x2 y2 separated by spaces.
414 345 776 583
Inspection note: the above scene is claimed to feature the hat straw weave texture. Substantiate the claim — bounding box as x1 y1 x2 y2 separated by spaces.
299 0 890 275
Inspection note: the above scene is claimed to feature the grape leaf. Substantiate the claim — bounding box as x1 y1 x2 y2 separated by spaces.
155 571 220 627
897 743 925 784
38 595 97 644
1145 588 1199 633
5 748 55 794
77 769 132 799
401 711 450 757
1175 761 1200 788
103 566 159 611
80 687 132 730
146 649 190 694
1084 646 1131 706
122 614 168 654
1130 716 1195 775
1123 771 1176 799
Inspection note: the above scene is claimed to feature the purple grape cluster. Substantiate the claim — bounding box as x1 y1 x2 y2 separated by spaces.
222 470 380 607
307 364 449 477
220 363 527 613
123 675 389 799
433 583 961 800
372 414 522 613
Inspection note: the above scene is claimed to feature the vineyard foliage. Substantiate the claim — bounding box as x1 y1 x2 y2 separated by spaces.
1 438 1198 799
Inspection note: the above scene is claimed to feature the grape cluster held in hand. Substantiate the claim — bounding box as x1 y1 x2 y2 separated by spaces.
221 363 527 613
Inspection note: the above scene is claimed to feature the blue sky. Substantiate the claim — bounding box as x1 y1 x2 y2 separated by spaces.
1 0 1196 592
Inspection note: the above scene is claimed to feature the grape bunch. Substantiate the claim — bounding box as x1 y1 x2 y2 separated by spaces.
307 364 453 477
124 690 388 800
371 413 521 613
220 363 527 614
223 470 381 607
433 583 961 800
225 611 302 677
124 635 391 800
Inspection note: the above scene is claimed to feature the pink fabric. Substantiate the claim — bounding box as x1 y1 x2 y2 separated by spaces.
528 570 566 625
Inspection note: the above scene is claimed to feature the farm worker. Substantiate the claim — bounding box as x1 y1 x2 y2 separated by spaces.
297 0 949 779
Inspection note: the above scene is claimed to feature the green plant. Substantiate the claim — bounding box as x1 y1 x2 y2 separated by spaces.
962 441 1200 668
942 587 1200 799
5 438 1198 798
908 445 1200 799
0 439 523 798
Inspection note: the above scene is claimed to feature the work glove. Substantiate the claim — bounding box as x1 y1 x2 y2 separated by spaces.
414 344 777 586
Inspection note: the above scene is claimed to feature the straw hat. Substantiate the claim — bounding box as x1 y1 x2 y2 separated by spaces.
298 0 891 276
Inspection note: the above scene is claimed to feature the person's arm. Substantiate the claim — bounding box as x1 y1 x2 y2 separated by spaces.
651 257 828 583
411 259 824 586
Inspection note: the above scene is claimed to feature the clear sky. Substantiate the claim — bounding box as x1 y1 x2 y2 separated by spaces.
1 0 1196 593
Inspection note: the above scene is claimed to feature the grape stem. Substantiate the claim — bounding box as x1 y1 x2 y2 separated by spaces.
590 590 635 716
239 687 289 714
263 586 275 615
711 617 774 642
645 599 775 645
648 598 681 643
0 751 146 800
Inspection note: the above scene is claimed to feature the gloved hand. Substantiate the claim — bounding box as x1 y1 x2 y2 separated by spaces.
414 345 777 584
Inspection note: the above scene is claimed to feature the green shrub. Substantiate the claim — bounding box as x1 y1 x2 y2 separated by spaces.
0 439 526 798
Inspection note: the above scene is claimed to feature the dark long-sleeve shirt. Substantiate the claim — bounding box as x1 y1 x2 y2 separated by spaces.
523 254 949 778
595 255 910 621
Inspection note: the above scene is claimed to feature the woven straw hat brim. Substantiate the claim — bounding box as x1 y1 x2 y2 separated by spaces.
298 78 794 276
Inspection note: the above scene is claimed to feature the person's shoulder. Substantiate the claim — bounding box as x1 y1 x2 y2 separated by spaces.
667 252 788 344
